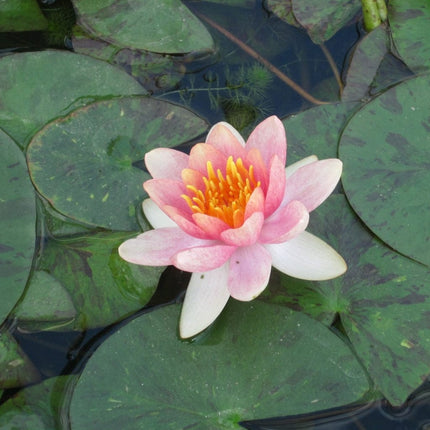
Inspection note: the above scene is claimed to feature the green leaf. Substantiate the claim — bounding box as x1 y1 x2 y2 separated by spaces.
266 0 300 27
263 194 430 405
34 232 163 330
27 96 208 231
69 302 369 429
0 0 48 32
72 0 214 54
292 0 361 44
389 0 430 72
0 330 40 390
339 73 430 266
0 51 147 148
342 25 388 102
0 130 36 325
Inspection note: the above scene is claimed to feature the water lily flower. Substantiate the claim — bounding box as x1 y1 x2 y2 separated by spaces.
119 116 346 338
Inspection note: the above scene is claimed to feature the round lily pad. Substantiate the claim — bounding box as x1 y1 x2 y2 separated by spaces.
72 0 214 54
27 96 208 231
389 0 430 72
0 50 146 148
69 302 369 429
339 73 430 267
0 129 36 325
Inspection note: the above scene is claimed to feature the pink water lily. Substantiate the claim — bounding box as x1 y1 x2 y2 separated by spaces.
119 116 346 338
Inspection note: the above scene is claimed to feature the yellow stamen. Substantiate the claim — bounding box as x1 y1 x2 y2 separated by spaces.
182 156 261 228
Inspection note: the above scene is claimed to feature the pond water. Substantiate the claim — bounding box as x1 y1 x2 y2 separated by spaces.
0 0 429 429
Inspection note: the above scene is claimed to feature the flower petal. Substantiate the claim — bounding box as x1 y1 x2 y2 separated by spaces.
260 200 309 244
144 179 189 213
282 159 343 212
228 243 272 301
205 122 247 159
118 227 210 266
285 155 318 178
246 116 287 166
173 244 236 272
264 155 286 217
244 186 265 220
245 147 268 191
266 231 347 280
220 212 264 246
192 213 230 239
142 198 177 229
179 265 230 338
181 167 205 191
188 143 228 176
163 205 210 239
145 148 189 180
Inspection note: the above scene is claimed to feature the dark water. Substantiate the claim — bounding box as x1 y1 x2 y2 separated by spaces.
1 0 429 429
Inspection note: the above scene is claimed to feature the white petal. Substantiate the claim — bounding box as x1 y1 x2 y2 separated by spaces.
206 121 246 147
142 198 177 228
285 155 318 178
179 264 230 338
266 231 347 280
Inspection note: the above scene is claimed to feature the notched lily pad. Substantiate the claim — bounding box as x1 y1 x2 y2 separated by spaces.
69 302 369 429
27 96 208 231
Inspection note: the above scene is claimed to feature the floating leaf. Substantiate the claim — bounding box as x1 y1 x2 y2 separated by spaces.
0 51 146 148
266 0 300 27
27 97 208 231
263 195 430 405
389 0 430 72
0 0 48 32
0 130 36 325
339 73 430 266
292 0 361 44
69 302 369 429
342 25 388 101
72 0 214 54
35 232 163 330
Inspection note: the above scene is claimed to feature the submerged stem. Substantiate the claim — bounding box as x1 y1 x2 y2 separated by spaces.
319 43 344 95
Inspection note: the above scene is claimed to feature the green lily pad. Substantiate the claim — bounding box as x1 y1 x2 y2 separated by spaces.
342 25 388 102
263 195 430 405
27 96 208 231
0 0 48 32
339 73 430 266
266 0 300 27
0 329 40 390
35 232 163 330
0 130 36 325
389 0 430 72
72 0 214 54
12 271 77 332
0 50 146 148
292 0 361 44
69 302 369 429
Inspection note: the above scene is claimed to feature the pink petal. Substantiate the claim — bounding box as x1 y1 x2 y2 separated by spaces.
118 228 211 266
142 198 177 229
179 265 230 338
145 148 189 180
188 143 228 176
264 155 287 217
244 187 265 220
228 243 272 301
192 213 230 239
282 159 343 212
259 200 309 244
285 155 318 178
173 244 236 272
220 212 264 246
144 179 189 213
181 167 205 190
163 205 210 239
245 147 268 191
266 231 347 280
205 122 247 159
246 116 287 166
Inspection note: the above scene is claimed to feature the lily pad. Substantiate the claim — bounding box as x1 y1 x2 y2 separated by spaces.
0 50 146 148
31 232 163 330
339 73 430 266
389 0 430 72
0 0 48 32
292 0 361 44
263 195 430 405
69 302 369 429
72 0 214 54
27 96 208 231
0 130 36 325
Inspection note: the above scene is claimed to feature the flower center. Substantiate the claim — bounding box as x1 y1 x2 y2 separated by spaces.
182 156 261 228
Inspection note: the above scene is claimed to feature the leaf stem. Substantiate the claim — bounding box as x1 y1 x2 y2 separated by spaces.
319 43 344 95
